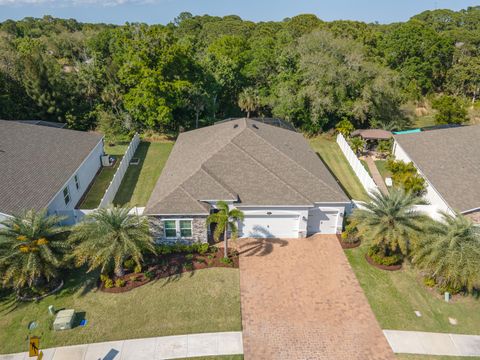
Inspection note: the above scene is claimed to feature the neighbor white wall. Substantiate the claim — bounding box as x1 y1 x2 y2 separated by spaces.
393 141 454 217
47 139 104 214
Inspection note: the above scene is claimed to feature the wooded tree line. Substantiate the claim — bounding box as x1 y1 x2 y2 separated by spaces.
0 8 479 136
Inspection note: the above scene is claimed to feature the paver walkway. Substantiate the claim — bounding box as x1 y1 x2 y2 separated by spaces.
0 331 243 360
364 156 389 195
239 235 395 360
384 330 480 357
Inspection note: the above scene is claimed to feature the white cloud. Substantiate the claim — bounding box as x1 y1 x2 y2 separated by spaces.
0 0 155 6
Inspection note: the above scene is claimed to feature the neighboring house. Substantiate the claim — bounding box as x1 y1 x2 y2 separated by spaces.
393 125 480 223
0 120 104 222
146 118 350 243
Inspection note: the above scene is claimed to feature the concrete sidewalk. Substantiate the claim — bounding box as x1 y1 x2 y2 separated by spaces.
0 331 243 360
384 330 480 357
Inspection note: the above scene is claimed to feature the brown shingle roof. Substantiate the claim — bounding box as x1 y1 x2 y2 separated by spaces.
145 118 349 215
352 129 392 140
0 120 103 215
394 125 480 213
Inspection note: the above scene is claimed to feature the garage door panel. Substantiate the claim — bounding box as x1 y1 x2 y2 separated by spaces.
307 209 338 234
240 215 299 238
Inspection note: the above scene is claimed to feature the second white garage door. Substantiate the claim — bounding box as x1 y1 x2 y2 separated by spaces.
239 215 300 239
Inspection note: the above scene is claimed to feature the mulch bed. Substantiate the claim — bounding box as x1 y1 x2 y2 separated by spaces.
365 253 402 271
100 247 239 294
339 239 361 249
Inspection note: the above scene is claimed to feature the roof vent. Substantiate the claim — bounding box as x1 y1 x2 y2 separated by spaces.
252 124 259 130
233 124 239 129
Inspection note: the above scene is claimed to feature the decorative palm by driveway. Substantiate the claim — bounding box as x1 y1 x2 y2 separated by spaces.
412 212 480 292
69 207 155 277
206 201 244 258
352 189 428 257
0 210 69 290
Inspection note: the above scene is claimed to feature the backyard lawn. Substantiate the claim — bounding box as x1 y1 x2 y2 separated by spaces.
0 268 241 354
77 142 129 209
345 244 480 335
375 159 391 180
114 141 173 206
309 135 369 201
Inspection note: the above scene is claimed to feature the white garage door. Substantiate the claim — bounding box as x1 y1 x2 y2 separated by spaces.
307 208 339 235
240 215 300 238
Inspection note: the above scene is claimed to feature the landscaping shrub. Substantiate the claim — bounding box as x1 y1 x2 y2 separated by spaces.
367 246 403 266
104 278 114 288
134 264 142 274
183 263 194 271
115 279 126 288
100 274 110 283
438 282 463 295
144 271 154 280
156 243 212 255
423 277 436 288
185 254 194 261
220 257 233 266
386 159 426 196
124 259 136 271
341 218 359 244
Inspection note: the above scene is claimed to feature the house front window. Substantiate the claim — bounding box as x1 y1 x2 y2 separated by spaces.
63 186 71 205
164 220 177 238
180 220 192 237
163 219 193 239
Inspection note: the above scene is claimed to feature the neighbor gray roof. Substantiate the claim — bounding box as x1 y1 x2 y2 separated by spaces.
0 120 103 215
146 118 349 215
394 125 480 213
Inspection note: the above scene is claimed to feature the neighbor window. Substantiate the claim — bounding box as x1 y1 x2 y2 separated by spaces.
74 174 80 190
164 220 177 238
163 219 193 238
180 220 192 237
63 186 71 205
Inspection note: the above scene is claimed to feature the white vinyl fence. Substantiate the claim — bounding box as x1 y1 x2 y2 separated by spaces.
56 207 145 226
336 134 378 195
99 133 140 208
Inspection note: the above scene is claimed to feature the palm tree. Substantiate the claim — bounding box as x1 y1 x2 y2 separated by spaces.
0 210 69 290
349 137 365 156
352 189 428 257
206 201 244 258
69 207 155 277
238 87 260 118
412 213 480 292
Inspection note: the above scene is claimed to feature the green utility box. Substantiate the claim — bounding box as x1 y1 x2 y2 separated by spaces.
53 309 75 331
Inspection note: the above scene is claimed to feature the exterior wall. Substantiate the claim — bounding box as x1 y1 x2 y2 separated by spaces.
47 139 104 214
393 141 454 217
236 206 309 238
149 215 208 244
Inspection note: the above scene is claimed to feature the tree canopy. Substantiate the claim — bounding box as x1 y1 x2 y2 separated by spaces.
0 8 479 135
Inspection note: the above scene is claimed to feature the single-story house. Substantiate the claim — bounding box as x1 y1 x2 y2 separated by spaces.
145 118 350 243
393 125 480 223
0 120 104 222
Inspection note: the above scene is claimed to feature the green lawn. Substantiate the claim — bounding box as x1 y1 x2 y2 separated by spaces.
375 160 391 180
413 114 437 129
345 245 480 334
114 141 174 207
0 268 241 354
309 135 369 201
77 142 130 209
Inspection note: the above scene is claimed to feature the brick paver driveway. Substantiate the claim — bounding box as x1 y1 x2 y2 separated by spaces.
239 235 395 360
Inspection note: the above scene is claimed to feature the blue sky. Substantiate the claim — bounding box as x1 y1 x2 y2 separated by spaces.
0 0 478 25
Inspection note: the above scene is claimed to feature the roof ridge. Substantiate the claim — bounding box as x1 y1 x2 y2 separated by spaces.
178 184 210 212
198 166 238 201
146 128 246 211
243 127 347 200
229 140 312 204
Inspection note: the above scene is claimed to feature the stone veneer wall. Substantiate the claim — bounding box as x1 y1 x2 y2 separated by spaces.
149 215 208 244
